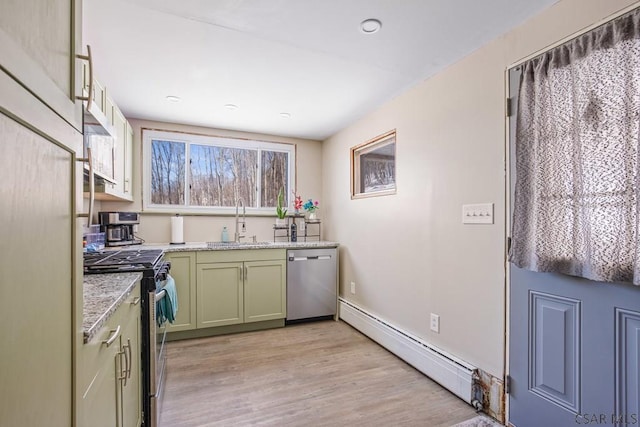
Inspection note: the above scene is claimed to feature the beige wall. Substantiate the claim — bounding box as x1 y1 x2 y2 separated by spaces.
322 0 639 378
102 119 322 243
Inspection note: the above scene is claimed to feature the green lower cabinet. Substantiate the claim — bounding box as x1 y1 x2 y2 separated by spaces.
81 343 119 427
167 250 287 339
244 260 286 323
197 262 244 328
164 252 197 332
81 283 141 427
120 304 141 427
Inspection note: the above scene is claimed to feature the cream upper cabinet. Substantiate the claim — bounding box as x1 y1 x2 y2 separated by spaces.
0 0 83 132
82 68 134 202
110 105 133 201
125 121 134 197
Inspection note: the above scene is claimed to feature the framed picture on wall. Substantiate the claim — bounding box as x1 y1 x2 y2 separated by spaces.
350 130 397 199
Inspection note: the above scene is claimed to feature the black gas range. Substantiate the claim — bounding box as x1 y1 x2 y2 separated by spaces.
84 249 165 276
83 248 170 427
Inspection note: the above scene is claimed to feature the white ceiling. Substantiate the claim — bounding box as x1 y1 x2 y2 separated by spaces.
83 0 557 141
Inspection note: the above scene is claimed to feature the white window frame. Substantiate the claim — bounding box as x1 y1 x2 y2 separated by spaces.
142 129 295 214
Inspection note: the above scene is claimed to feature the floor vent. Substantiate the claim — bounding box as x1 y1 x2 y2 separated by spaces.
339 298 476 404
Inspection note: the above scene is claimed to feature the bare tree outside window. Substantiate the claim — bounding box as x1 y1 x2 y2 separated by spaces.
351 130 396 198
151 139 185 204
190 145 257 207
261 151 289 207
144 130 294 211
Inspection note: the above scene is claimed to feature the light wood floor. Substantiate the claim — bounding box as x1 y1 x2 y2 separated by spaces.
160 320 477 427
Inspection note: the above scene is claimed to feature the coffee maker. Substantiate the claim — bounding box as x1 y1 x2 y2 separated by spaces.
99 212 143 247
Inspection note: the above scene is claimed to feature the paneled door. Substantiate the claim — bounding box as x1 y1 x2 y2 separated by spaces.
508 68 640 427
0 112 76 426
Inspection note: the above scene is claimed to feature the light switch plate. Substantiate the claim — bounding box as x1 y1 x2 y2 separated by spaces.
462 203 494 224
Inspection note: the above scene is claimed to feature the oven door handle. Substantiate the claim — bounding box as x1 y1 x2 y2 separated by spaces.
155 289 166 302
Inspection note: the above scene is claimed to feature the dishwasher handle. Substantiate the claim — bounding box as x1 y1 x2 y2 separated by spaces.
288 255 331 262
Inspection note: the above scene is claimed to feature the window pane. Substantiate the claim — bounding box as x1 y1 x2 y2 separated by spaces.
190 144 257 207
151 139 185 204
261 151 289 208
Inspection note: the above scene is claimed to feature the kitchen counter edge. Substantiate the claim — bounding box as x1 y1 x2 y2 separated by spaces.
83 272 142 343
141 241 340 252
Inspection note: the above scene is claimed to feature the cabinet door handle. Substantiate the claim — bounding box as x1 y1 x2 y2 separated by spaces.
126 338 132 380
102 324 121 347
245 266 248 280
121 339 130 386
76 147 94 226
118 348 127 384
75 45 94 108
130 296 141 306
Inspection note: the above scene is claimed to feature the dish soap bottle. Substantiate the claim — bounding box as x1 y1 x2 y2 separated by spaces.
221 226 229 242
290 221 297 242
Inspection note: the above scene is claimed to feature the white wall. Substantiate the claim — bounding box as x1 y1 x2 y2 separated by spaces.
322 0 639 377
101 119 322 243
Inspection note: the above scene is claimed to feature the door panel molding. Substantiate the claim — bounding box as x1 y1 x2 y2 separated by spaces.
615 308 640 421
529 291 581 413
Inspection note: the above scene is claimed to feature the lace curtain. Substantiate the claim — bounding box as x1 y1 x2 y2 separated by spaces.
509 8 640 284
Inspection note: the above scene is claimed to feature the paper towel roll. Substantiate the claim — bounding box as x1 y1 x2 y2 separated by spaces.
170 215 184 244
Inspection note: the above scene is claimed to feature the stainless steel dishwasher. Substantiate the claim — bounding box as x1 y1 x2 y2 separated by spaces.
287 248 337 322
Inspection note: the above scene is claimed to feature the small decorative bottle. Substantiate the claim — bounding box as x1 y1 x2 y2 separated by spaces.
221 226 229 242
290 221 297 242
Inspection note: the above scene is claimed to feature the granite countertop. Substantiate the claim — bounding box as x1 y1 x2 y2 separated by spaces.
83 272 142 343
140 241 339 252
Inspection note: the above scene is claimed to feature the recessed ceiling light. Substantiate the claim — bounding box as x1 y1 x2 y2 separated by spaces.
165 95 181 103
279 112 291 119
224 104 239 111
360 18 382 34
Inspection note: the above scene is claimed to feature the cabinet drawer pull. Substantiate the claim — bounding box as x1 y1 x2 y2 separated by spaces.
102 325 121 347
130 296 141 306
75 45 94 108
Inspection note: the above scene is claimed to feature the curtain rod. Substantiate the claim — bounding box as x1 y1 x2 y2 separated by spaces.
508 2 640 69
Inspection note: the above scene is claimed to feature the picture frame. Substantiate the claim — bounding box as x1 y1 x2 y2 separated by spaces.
350 130 397 199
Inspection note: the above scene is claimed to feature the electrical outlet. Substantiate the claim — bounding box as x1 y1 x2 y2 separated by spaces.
350 281 356 294
430 313 440 333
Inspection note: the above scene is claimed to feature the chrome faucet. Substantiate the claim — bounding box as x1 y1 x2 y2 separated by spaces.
234 198 246 242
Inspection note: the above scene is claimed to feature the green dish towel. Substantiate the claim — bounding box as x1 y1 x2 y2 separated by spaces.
156 274 178 326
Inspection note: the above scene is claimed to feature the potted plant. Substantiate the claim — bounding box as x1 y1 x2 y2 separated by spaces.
275 187 287 227
303 198 319 221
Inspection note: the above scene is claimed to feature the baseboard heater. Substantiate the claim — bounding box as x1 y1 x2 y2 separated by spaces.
339 298 476 404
